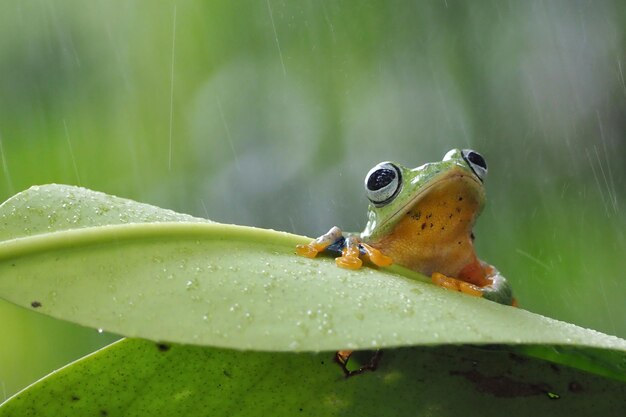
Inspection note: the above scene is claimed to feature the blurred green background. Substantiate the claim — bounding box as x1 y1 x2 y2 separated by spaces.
1 0 625 399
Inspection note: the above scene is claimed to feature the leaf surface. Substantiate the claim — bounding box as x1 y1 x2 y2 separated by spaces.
1 338 625 417
0 185 625 379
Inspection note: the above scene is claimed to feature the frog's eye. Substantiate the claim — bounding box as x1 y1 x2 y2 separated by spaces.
461 149 487 182
365 162 402 207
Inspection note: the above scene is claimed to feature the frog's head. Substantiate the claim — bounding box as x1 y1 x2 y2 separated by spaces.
361 149 488 241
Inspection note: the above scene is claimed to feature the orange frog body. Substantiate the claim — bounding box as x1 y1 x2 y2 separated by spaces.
297 149 514 306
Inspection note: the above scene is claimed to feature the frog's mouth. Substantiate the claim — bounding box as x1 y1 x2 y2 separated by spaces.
375 167 484 235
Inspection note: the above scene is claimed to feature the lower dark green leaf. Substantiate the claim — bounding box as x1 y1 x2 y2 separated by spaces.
1 339 625 417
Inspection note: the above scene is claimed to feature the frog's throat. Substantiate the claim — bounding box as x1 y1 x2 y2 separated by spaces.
363 169 484 241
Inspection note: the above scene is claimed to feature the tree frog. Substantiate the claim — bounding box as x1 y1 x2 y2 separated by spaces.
297 149 514 376
297 149 514 305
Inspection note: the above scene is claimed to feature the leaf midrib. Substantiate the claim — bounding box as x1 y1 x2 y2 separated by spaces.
0 223 307 261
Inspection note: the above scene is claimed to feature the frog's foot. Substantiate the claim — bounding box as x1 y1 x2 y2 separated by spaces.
431 272 482 297
360 243 393 267
295 242 326 258
297 228 393 270
335 236 363 269
335 238 394 270
432 263 516 306
334 350 382 377
296 226 343 258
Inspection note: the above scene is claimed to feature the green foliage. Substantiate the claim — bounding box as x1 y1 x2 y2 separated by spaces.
0 184 625 415
2 339 626 417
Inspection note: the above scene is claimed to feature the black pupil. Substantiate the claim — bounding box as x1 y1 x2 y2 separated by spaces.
368 168 396 191
467 152 487 170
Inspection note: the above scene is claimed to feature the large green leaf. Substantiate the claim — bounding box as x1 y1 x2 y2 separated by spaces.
1 185 626 377
1 338 625 417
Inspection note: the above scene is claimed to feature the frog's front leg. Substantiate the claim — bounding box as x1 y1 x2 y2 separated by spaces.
335 235 364 269
295 226 344 258
296 227 392 269
431 263 515 306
